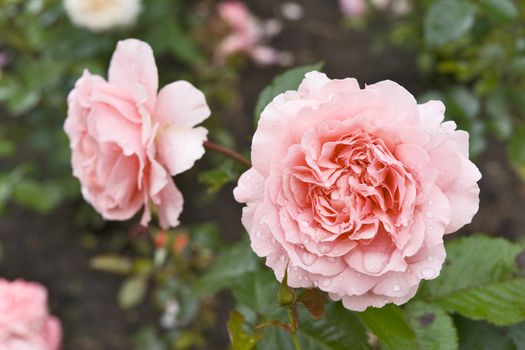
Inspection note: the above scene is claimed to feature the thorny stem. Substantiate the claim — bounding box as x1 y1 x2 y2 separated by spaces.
204 141 251 168
288 307 302 350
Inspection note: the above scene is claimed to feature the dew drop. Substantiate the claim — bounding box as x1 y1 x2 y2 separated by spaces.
300 251 317 266
428 200 433 206
300 220 310 228
421 268 436 279
331 192 340 200
426 211 435 218
427 255 434 262
293 266 298 271
338 275 343 281
322 279 331 287
327 257 336 263
271 238 277 244
392 284 401 292
255 230 261 237
246 175 251 181
298 275 303 280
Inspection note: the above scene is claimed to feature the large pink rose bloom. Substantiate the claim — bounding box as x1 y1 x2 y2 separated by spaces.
0 279 62 350
234 72 481 311
65 39 210 229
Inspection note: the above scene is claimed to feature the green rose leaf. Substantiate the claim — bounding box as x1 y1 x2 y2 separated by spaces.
420 235 525 326
424 0 476 47
359 304 418 350
406 302 458 350
227 310 260 350
118 275 148 309
197 238 258 295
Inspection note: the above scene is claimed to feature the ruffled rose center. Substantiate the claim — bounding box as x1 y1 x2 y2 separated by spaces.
286 130 417 246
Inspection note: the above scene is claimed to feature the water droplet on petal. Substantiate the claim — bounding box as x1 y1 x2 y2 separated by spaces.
246 175 251 181
300 220 310 228
322 279 331 287
338 275 343 281
392 284 401 292
255 230 261 237
271 238 277 244
428 200 433 206
426 211 435 218
327 257 336 263
421 268 436 279
427 255 434 262
331 192 340 200
300 251 317 266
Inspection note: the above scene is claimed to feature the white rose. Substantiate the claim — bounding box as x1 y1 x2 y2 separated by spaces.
64 0 142 32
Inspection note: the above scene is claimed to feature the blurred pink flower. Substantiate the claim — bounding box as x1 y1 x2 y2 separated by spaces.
339 0 367 18
65 39 210 229
234 72 481 311
216 1 286 66
0 279 62 350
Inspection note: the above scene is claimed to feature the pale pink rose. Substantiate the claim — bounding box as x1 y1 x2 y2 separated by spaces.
339 0 367 18
234 72 481 311
65 39 210 229
0 279 62 350
216 1 284 66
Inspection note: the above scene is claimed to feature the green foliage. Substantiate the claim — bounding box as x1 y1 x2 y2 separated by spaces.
197 238 258 295
418 235 525 326
406 302 458 350
298 303 370 350
455 317 525 350
118 275 149 309
90 254 133 275
359 304 418 350
424 0 476 47
227 310 261 350
254 62 324 122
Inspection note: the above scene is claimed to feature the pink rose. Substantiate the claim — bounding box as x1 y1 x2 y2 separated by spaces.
65 39 210 229
216 1 282 66
339 0 367 18
234 72 481 311
0 279 62 350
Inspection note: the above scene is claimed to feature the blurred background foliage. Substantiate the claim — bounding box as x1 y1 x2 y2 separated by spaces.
1 0 525 349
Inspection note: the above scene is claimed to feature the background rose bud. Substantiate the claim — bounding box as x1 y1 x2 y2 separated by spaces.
234 71 481 311
64 39 210 229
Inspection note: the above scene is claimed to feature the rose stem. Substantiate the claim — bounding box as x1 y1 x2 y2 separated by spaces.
288 307 302 350
204 141 251 168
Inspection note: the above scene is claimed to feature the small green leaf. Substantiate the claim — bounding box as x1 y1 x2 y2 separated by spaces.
232 270 282 318
227 310 260 350
197 238 258 295
13 180 62 213
359 304 418 350
406 302 458 350
424 0 476 47
481 0 518 23
299 303 370 350
254 62 324 122
90 254 133 275
118 276 148 309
